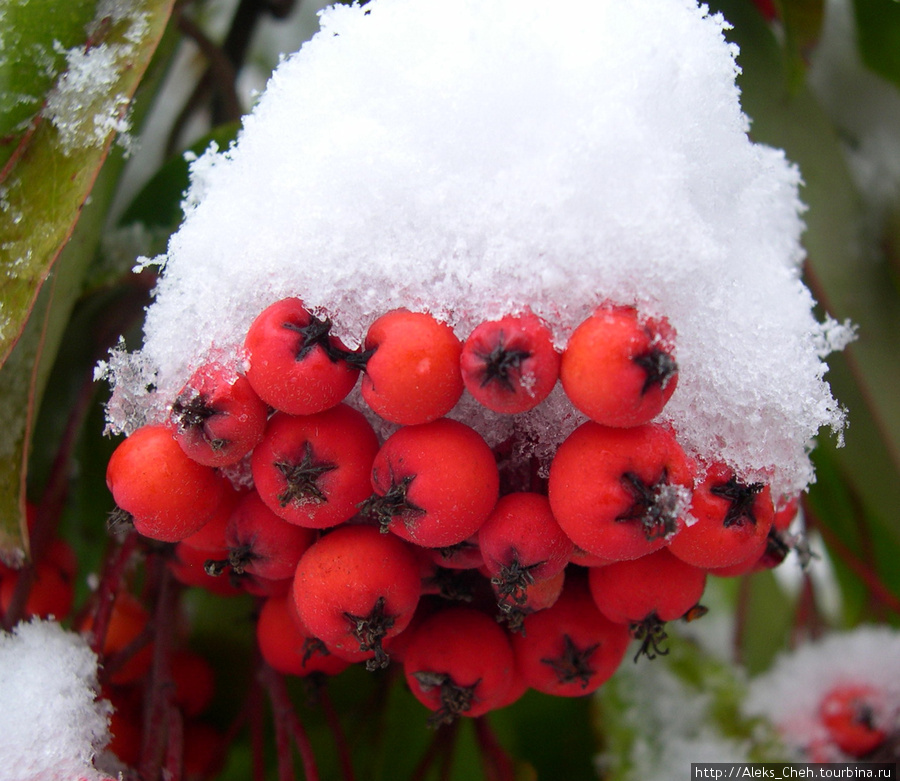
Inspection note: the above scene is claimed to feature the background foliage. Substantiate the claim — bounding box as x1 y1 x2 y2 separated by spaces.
1 0 898 778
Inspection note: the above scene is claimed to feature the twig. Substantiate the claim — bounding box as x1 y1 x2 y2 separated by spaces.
474 717 516 781
260 660 321 781
320 683 356 781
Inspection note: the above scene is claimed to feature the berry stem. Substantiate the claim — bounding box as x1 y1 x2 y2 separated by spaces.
260 660 321 781
474 717 516 781
86 530 139 656
410 721 459 781
139 560 179 781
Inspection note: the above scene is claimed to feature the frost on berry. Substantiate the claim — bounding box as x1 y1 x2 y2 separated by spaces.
103 0 851 501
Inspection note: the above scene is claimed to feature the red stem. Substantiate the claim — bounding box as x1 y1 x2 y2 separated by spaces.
804 500 900 615
474 717 516 781
410 722 458 781
261 661 321 781
164 704 185 781
139 560 178 781
87 530 139 655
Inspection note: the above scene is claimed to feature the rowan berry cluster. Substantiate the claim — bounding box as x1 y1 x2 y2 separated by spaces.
105 297 801 727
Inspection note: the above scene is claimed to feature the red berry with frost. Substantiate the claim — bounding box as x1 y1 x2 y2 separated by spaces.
244 297 360 415
403 606 515 724
668 463 774 569
361 309 464 424
168 363 268 466
257 593 350 677
820 683 889 758
548 421 694 561
560 304 678 427
478 492 573 607
205 490 316 582
588 548 707 660
251 404 379 529
511 576 630 696
460 311 560 413
360 418 499 548
293 524 421 669
106 424 227 542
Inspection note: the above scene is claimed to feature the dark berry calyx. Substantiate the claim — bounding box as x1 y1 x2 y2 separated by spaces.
630 613 669 662
283 313 345 363
425 567 477 603
475 337 531 393
171 392 228 451
343 595 396 671
490 550 543 605
412 670 479 727
710 475 763 527
301 636 331 665
274 442 338 507
616 470 682 541
107 506 134 532
358 472 425 534
540 634 600 689
204 543 256 577
633 345 677 395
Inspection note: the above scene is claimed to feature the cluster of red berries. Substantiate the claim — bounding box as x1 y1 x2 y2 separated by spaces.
105 297 800 726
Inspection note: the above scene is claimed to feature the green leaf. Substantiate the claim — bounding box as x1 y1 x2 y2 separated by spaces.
777 0 826 90
853 0 900 90
0 0 176 561
0 0 97 173
0 0 176 370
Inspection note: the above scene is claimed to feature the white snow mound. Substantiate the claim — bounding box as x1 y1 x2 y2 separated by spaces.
0 619 111 781
104 0 850 498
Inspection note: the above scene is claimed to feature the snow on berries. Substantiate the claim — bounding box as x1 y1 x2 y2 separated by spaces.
743 627 900 762
96 0 854 728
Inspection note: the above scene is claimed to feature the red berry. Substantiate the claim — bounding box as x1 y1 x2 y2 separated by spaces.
81 592 154 685
361 418 499 548
168 363 268 466
668 463 774 569
170 542 244 596
170 649 216 717
494 568 566 633
460 312 560 413
511 576 630 696
251 404 379 529
257 593 350 677
293 525 421 669
820 683 888 757
206 490 316 582
478 492 573 607
106 424 227 542
548 421 694 561
244 297 360 415
403 606 515 723
361 309 464 425
560 304 678 427
0 559 74 621
588 548 707 660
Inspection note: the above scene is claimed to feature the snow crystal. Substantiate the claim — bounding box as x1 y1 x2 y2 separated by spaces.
106 0 850 497
0 619 111 781
42 0 150 155
743 626 900 760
